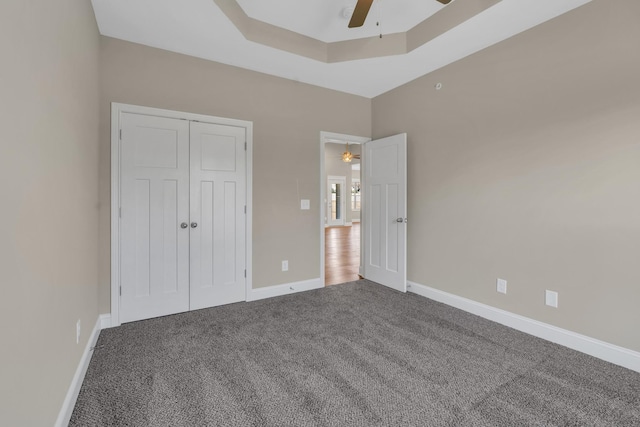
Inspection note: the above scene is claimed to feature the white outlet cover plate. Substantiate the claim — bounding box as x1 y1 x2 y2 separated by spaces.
282 260 288 271
545 290 558 308
496 278 507 294
301 199 310 210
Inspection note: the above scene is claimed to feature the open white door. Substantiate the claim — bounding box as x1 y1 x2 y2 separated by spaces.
363 133 407 292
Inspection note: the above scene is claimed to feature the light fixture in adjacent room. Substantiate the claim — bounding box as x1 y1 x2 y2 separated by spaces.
342 142 360 163
342 149 353 163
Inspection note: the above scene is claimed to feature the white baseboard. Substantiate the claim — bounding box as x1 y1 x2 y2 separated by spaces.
99 313 112 329
55 316 102 427
407 281 640 373
248 278 323 302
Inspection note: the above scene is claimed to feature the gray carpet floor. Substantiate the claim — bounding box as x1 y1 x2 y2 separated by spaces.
70 280 640 426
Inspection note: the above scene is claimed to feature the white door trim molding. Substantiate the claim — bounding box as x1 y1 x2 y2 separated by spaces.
111 103 253 327
319 132 370 285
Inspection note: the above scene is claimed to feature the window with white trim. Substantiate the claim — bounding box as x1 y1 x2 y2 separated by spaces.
351 179 361 212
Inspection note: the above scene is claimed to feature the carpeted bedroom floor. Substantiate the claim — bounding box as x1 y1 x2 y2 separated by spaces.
70 280 640 426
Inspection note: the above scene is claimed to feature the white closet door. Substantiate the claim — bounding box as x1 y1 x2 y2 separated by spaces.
364 133 407 292
120 113 190 323
189 122 246 310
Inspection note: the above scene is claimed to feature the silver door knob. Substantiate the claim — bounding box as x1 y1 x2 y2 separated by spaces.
191 222 198 228
396 218 403 223
180 222 188 229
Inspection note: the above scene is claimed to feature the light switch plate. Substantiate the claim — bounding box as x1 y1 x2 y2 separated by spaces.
545 290 558 308
300 199 310 210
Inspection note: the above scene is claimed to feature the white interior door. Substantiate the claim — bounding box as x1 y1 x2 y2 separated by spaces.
119 112 248 323
363 133 407 292
120 113 190 323
189 122 247 310
327 176 346 226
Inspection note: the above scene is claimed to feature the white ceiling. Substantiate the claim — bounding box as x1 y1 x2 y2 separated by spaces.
91 0 592 98
235 0 444 43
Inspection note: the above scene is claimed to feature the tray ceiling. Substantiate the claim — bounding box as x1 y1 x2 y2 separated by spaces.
91 0 592 98
235 0 444 43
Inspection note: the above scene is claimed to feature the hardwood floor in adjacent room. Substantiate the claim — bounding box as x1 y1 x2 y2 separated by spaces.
325 223 360 286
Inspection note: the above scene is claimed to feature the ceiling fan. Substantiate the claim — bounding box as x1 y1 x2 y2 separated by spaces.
342 143 360 163
348 0 453 28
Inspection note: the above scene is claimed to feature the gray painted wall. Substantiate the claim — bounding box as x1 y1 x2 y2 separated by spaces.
98 37 372 312
372 0 640 352
0 1 101 425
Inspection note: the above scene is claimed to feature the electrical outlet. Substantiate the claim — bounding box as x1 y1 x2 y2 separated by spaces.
545 290 558 308
282 260 288 272
76 319 81 344
496 278 507 294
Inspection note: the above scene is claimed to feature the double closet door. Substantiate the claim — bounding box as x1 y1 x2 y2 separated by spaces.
119 113 246 323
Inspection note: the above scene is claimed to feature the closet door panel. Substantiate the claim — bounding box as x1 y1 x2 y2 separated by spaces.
119 113 190 323
190 122 246 310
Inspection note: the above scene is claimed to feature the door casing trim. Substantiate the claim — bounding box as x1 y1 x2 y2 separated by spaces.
111 103 253 327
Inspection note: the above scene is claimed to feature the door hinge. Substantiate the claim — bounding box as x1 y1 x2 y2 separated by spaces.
119 286 122 296
244 269 247 278
244 205 247 214
119 129 122 140
119 207 121 218
244 141 247 151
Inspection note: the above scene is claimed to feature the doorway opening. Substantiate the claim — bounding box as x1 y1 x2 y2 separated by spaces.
325 222 360 286
320 132 370 286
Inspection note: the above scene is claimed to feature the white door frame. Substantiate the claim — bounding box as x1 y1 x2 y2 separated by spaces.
111 103 253 327
320 131 370 286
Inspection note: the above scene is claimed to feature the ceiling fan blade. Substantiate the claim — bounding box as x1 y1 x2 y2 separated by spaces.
436 0 453 4
348 0 374 28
